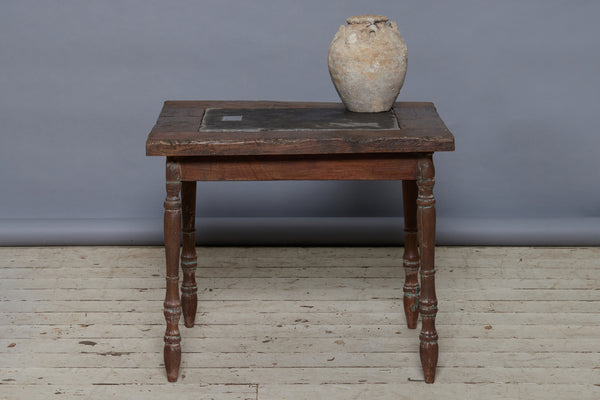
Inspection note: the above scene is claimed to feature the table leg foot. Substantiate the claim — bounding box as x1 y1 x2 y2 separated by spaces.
420 339 438 383
164 318 181 382
181 181 198 328
402 180 419 329
417 155 438 383
164 159 182 382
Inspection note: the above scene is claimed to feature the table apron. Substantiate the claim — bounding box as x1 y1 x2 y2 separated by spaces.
174 154 421 181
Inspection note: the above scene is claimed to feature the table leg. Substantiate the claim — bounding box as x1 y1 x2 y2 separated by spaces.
417 155 438 383
164 159 182 382
402 180 419 329
181 181 198 328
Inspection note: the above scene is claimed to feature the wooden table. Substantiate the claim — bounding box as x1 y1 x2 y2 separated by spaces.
146 100 455 383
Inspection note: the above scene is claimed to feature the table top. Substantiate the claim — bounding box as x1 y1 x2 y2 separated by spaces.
146 101 455 157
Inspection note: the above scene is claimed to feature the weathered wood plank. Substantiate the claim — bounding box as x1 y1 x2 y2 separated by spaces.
0 384 257 400
3 264 597 280
2 382 597 400
3 263 598 284
0 366 597 385
2 350 600 371
1 246 598 261
3 310 600 326
1 336 598 354
2 298 599 314
2 282 597 303
3 246 599 268
2 323 598 341
2 274 599 294
258 383 600 400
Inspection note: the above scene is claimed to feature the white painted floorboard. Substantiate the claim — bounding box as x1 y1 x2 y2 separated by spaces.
0 246 599 399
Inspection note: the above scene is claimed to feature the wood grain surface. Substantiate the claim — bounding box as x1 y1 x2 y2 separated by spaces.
146 101 455 156
1 246 599 399
177 154 419 181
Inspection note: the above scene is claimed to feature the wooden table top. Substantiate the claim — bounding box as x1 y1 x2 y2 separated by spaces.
146 101 455 157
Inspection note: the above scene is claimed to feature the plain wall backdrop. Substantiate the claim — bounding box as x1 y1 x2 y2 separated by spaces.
1 0 599 245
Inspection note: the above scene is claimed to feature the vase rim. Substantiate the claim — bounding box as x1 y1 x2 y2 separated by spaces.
346 15 389 25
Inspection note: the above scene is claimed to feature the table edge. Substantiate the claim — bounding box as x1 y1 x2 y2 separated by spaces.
146 100 455 156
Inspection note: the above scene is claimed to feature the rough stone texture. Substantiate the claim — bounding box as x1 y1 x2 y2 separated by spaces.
328 15 408 113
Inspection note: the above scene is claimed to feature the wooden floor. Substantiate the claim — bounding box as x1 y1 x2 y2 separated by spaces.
0 247 599 399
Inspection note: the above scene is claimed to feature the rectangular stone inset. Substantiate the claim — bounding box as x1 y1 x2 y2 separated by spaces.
221 115 243 121
200 107 399 131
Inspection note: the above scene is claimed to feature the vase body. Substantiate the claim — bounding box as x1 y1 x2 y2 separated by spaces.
328 15 407 112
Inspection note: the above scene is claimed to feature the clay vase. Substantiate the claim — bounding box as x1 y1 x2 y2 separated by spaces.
328 15 407 112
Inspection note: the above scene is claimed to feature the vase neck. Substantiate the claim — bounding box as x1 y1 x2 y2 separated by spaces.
346 15 389 25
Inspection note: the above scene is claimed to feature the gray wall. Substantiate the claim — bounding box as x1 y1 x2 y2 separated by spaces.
1 0 599 245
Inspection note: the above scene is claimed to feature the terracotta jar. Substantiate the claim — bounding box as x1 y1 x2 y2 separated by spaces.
328 15 408 112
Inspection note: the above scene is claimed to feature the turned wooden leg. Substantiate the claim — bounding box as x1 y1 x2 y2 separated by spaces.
164 159 182 382
417 155 438 383
181 181 198 328
402 180 420 329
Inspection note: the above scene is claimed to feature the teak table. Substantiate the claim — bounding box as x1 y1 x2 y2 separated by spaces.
146 100 455 383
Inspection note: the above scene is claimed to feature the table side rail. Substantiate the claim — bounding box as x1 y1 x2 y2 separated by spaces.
175 154 421 181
